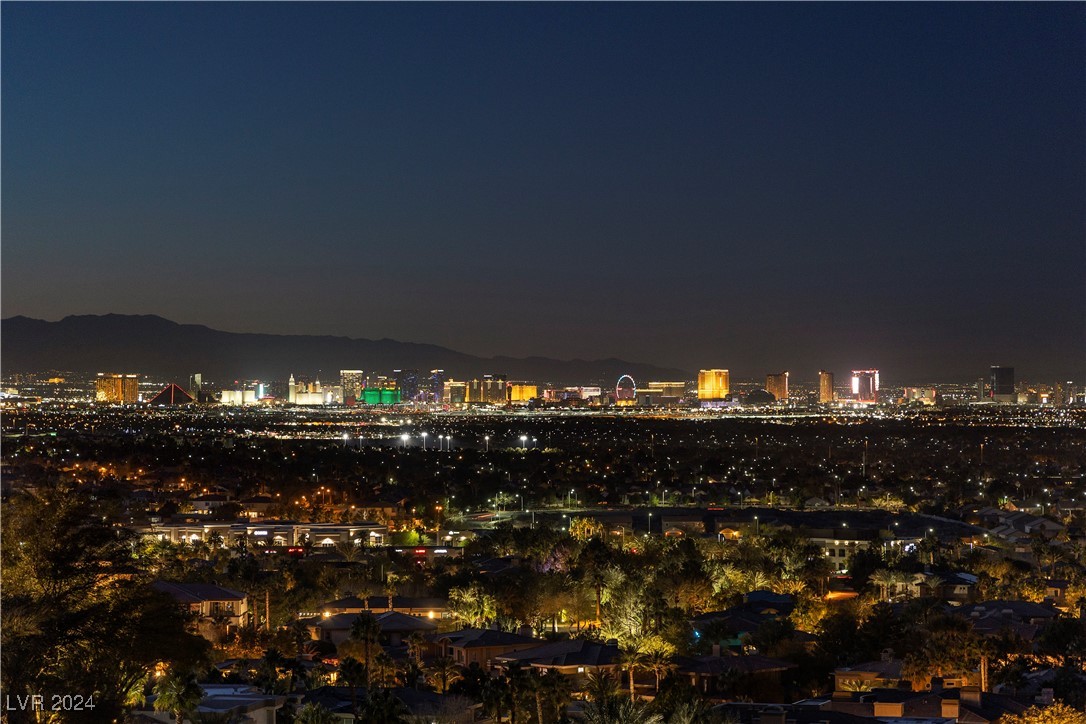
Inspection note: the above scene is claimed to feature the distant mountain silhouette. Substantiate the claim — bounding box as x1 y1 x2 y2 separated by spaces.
1 314 691 385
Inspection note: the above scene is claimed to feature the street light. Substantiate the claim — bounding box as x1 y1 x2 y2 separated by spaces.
484 435 490 452
400 433 408 449
520 435 528 449
422 432 428 450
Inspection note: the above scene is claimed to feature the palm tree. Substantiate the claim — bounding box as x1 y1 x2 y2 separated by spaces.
370 651 397 688
840 678 875 692
427 656 461 694
644 647 676 693
669 700 714 724
582 697 663 724
383 572 402 611
257 648 284 694
287 618 311 656
892 571 913 599
504 662 534 724
404 631 426 665
870 569 896 602
526 669 546 724
396 658 424 690
585 566 610 626
338 656 366 722
349 613 381 689
617 645 646 702
482 676 511 723
744 570 773 593
294 702 339 724
801 555 836 597
924 574 947 600
334 539 362 563
538 668 574 723
357 688 409 724
448 583 497 628
585 669 620 702
153 670 204 724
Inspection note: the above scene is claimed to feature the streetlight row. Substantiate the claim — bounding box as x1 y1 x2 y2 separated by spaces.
339 432 539 452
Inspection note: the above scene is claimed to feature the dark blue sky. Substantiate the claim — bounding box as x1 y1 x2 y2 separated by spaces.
3 3 1083 381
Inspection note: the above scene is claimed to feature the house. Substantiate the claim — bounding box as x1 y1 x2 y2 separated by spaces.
313 594 448 619
304 610 437 647
963 600 1059 644
190 493 231 512
426 628 543 668
693 609 775 650
371 610 438 646
692 592 795 650
832 651 909 696
492 638 620 678
966 600 1059 627
141 684 285 724
240 494 277 518
714 702 871 724
906 572 978 603
1043 579 1071 607
675 653 797 700
826 684 1030 723
805 528 883 573
152 581 249 628
303 686 478 723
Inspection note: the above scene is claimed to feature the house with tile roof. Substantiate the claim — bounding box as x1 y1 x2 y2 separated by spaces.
426 628 543 668
152 581 249 628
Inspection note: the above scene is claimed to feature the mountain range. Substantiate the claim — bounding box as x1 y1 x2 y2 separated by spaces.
1 314 690 385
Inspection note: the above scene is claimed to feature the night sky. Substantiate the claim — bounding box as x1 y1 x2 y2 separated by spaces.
3 3 1083 381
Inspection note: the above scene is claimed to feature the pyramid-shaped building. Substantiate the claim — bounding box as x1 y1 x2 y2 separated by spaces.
148 384 194 405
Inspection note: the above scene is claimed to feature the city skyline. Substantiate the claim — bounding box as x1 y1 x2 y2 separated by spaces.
3 3 1083 380
1 311 1074 386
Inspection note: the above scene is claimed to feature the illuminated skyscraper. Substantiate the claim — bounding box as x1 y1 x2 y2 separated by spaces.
468 374 507 404
508 384 539 403
818 370 834 403
765 371 789 401
466 378 484 404
990 366 1015 404
429 370 446 403
95 373 140 404
644 381 686 397
395 369 419 402
188 373 203 399
698 369 730 400
484 375 507 404
443 379 466 404
851 370 879 403
340 370 365 402
903 387 937 405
